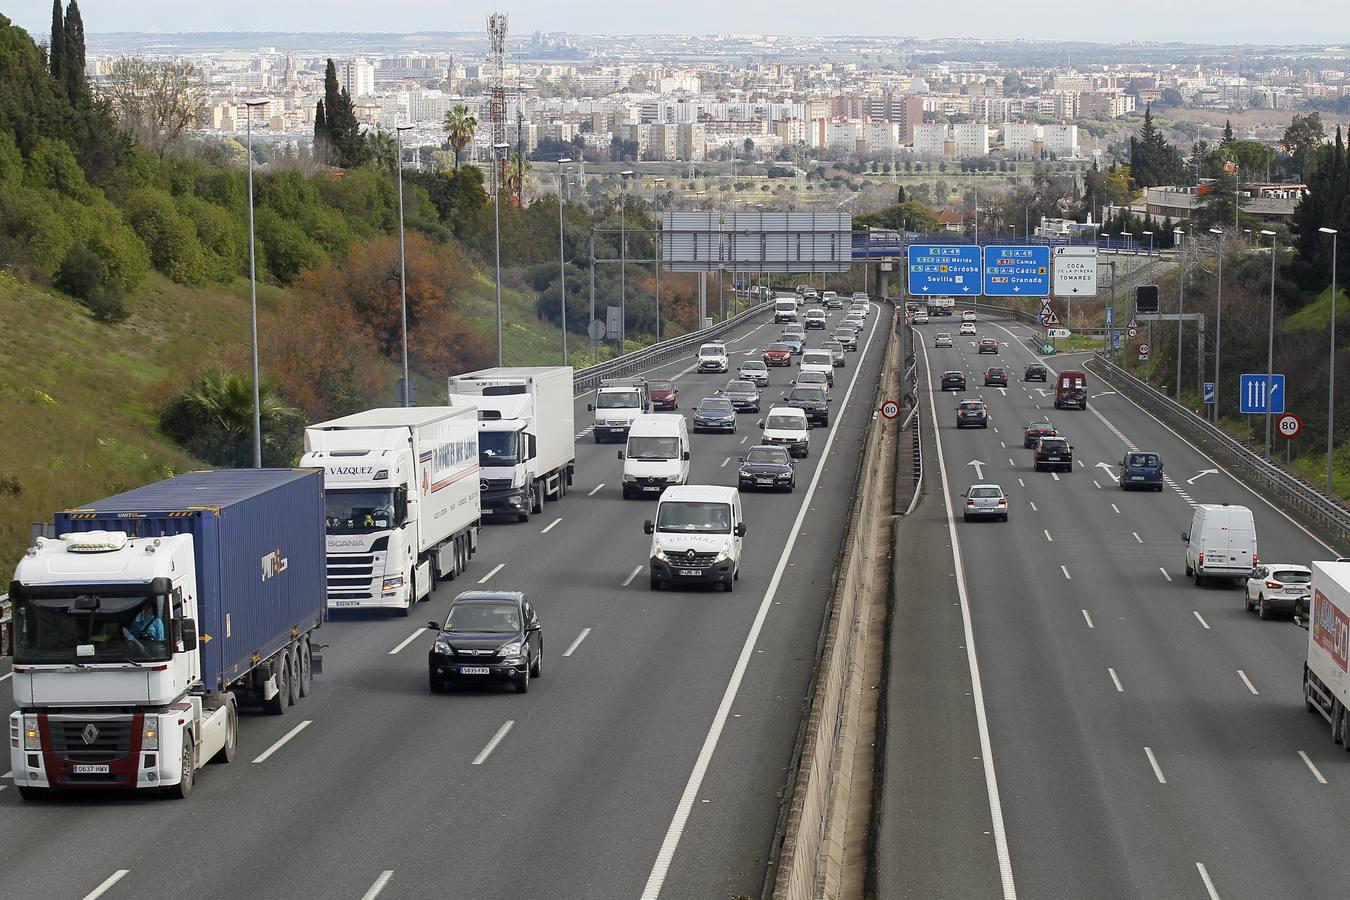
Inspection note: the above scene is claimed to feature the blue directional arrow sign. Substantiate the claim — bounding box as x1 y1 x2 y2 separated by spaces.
907 245 982 296
1239 373 1285 414
1203 382 1216 404
983 245 1051 297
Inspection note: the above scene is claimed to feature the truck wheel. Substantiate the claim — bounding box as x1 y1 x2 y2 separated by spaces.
212 698 238 764
166 736 194 799
287 645 302 706
1341 710 1350 751
297 639 313 698
17 786 45 801
264 655 290 716
650 572 661 590
533 482 545 514
398 583 414 617
1336 704 1346 744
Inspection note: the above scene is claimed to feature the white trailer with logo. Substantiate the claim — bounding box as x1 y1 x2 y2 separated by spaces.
301 407 480 615
1302 561 1350 743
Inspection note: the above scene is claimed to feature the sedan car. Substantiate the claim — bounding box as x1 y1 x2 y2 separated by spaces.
956 399 988 428
825 295 844 310
763 343 794 367
822 340 846 367
738 359 770 387
649 379 679 410
941 371 966 392
983 367 1008 387
1023 419 1057 448
834 328 858 351
720 379 762 412
978 338 999 354
794 370 831 391
778 334 805 355
963 483 1008 522
737 445 796 492
783 384 830 427
934 333 953 348
960 322 977 336
428 591 542 694
692 396 738 433
1245 564 1312 619
1033 436 1073 472
1024 363 1048 382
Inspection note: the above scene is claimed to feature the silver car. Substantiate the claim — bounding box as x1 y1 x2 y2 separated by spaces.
738 360 770 387
935 333 953 348
962 483 1008 522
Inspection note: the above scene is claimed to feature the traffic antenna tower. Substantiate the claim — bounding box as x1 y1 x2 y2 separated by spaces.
487 12 509 197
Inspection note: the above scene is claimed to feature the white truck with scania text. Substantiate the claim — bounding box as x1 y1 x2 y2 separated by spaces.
1300 561 1350 745
448 366 576 522
301 407 481 614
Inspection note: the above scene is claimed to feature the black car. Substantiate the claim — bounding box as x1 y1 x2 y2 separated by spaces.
693 397 737 433
720 379 762 412
941 371 966 392
1024 363 1048 382
956 399 988 428
1034 436 1073 472
984 367 1008 387
784 385 830 426
737 445 796 492
427 591 542 694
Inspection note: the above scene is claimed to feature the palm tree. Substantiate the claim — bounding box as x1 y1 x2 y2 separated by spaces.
180 370 301 467
365 126 398 175
442 105 477 172
502 151 531 204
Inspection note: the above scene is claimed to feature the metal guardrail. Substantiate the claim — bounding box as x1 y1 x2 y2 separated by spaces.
1086 354 1350 554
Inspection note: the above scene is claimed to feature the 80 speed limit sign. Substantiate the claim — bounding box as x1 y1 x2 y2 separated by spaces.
881 400 900 419
1277 412 1302 439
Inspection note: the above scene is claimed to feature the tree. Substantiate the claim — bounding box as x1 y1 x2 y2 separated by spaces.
316 59 364 168
100 58 208 158
365 126 397 175
1282 112 1326 180
62 0 86 105
159 369 303 468
502 151 531 204
1291 126 1348 292
47 0 64 84
1130 105 1182 188
442 104 477 171
313 99 328 158
743 137 755 158
1221 119 1235 147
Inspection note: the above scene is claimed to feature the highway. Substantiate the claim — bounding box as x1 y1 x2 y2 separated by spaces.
879 313 1348 899
0 301 892 900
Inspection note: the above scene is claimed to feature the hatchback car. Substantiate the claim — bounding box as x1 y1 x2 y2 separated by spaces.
962 310 977 322
737 445 796 492
960 322 977 336
913 311 930 324
822 340 846 367
1119 450 1164 491
1023 419 1057 448
784 385 830 427
956 399 988 428
738 359 770 387
1024 363 1048 382
763 343 793 367
935 333 953 348
804 309 828 330
783 323 806 338
978 338 999 354
778 334 805 355
693 397 737 433
427 591 542 694
1245 564 1312 619
720 379 762 413
825 295 844 310
984 367 1008 387
834 328 858 351
941 371 966 392
1033 436 1073 472
649 379 679 410
963 484 1008 522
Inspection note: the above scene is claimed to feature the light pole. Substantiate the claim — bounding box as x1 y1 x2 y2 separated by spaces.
1321 226 1339 492
1174 227 1185 399
1143 230 1154 257
619 170 634 349
1261 229 1278 458
244 97 268 467
395 123 414 405
557 157 572 365
493 141 510 366
652 178 665 342
1209 227 1225 424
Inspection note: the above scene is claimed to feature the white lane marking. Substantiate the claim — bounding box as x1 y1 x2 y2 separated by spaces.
1051 472 1060 482
1160 568 1173 582
1193 611 1211 630
477 563 505 584
1237 670 1260 695
83 871 131 900
1061 565 1072 580
909 328 1018 900
2 769 10 779
1076 459 1085 468
588 483 606 496
388 629 425 656
1017 478 1025 488
1145 747 1167 784
472 720 514 765
1000 441 1006 448
1093 480 1101 489
541 517 563 534
1008 458 1015 467
622 565 644 587
1108 668 1123 692
563 628 592 657
1299 750 1328 784
1111 503 1121 514
740 436 749 445
1028 501 1038 512
252 720 313 764
1082 610 1095 629
360 871 395 900
1196 863 1221 900
721 457 731 468
0 671 10 683
641 304 891 900
1132 532 1143 544
1043 529 1053 543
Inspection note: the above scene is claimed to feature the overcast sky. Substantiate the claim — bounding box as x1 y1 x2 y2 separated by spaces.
5 0 1347 45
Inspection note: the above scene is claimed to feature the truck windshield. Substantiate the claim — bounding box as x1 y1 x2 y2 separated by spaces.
325 489 394 534
14 594 171 664
656 501 732 534
597 391 640 409
627 436 681 460
479 431 520 467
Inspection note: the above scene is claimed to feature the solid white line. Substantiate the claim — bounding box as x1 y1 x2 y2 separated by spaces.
622 565 644 587
360 871 395 900
387 629 425 656
1132 531 1143 544
0 671 10 683
1108 668 1123 692
1043 529 1053 542
1145 746 1167 784
588 483 606 496
1160 567 1173 582
1237 669 1259 695
640 305 891 900
540 517 563 534
471 720 514 766
562 628 592 657
1193 610 1211 630
252 720 313 764
908 328 1018 900
1028 501 1037 512
83 871 130 900
1082 609 1095 629
1196 862 1222 900
477 563 505 584
1111 503 1121 514
1299 750 1328 784
721 457 731 467
1061 565 1071 580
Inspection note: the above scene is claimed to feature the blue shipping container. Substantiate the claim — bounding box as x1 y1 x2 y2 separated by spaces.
54 469 326 693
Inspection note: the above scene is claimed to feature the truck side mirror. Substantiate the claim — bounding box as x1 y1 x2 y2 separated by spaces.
587 403 595 412
617 450 625 460
758 421 765 429
682 450 690 461
643 520 654 535
1181 532 1189 542
735 523 747 537
393 485 409 525
180 619 198 651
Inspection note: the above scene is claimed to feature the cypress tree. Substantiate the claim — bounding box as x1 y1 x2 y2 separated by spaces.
62 0 87 105
313 98 329 162
48 0 65 82
1221 119 1235 147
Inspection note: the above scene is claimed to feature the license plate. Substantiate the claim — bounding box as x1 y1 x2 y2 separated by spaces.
332 600 360 607
1047 456 1060 461
1130 476 1144 480
643 486 661 492
73 764 109 774
480 507 492 515
757 477 774 484
678 569 701 576
459 666 490 675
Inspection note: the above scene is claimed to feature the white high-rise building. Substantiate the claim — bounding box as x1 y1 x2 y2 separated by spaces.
912 123 948 157
343 57 376 99
1043 123 1079 157
952 123 990 157
1002 122 1043 154
862 122 899 154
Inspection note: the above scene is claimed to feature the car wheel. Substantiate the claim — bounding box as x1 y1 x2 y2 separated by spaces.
1245 590 1255 612
429 672 447 693
723 573 735 593
1258 597 1269 620
514 665 529 694
649 572 661 590
1194 570 1205 587
530 640 542 678
594 433 603 444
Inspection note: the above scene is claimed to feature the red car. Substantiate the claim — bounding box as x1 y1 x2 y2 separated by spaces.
978 338 999 354
763 343 793 367
649 379 678 410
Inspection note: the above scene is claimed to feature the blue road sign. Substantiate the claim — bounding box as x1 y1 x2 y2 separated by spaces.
1112 330 1122 350
1105 306 1114 327
983 245 1051 297
1203 382 1215 404
907 245 982 296
1239 373 1285 414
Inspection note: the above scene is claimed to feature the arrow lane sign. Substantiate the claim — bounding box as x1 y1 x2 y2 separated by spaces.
1095 462 1119 480
968 460 987 480
1186 468 1219 485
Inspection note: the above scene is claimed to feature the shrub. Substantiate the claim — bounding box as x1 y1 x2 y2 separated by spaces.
54 243 102 300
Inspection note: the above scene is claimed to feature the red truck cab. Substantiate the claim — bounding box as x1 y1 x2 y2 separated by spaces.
1055 370 1088 410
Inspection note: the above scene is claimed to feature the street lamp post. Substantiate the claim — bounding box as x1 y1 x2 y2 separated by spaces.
493 141 510 366
557 157 572 365
1143 230 1154 257
1174 228 1185 399
1321 226 1339 492
652 178 664 342
1210 227 1224 424
1261 229 1278 459
619 170 634 349
244 97 268 467
395 123 414 405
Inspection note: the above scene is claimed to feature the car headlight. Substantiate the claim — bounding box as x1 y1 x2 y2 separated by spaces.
142 717 159 750
498 641 523 660
382 576 404 591
777 472 792 480
434 640 453 656
24 714 40 751
654 549 667 562
623 474 636 482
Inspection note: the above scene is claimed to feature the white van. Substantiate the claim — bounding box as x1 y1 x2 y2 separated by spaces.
697 342 730 374
774 298 800 324
643 484 746 592
1183 503 1258 586
619 414 690 499
760 405 810 458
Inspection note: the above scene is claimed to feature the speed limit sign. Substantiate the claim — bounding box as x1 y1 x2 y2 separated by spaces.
881 400 900 419
1277 412 1302 439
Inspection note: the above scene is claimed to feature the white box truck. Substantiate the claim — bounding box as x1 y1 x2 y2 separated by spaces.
1301 561 1350 744
448 366 576 523
301 407 480 615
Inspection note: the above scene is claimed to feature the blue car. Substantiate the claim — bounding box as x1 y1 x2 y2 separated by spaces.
1119 450 1163 491
778 334 805 355
692 397 738 433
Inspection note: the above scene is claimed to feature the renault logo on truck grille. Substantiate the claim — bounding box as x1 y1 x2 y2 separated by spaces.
81 724 100 745
686 549 697 561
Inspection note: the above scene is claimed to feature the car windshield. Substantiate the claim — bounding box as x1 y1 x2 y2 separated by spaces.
445 601 520 634
741 362 766 371
745 448 788 464
1041 438 1068 448
960 402 984 410
597 391 640 408
325 488 395 533
1029 422 1053 431
790 387 825 401
656 500 732 534
699 398 734 412
14 593 171 664
969 487 1002 499
1273 570 1312 583
700 347 724 358
726 381 756 393
478 431 520 468
1127 453 1160 467
627 436 681 460
649 381 673 392
767 414 804 430
988 369 1005 376
944 372 962 379
767 344 789 353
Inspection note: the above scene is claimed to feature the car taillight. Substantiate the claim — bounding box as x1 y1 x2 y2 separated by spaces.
997 499 1006 506
1252 554 1259 566
1198 552 1205 565
966 499 975 506
1265 581 1282 589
